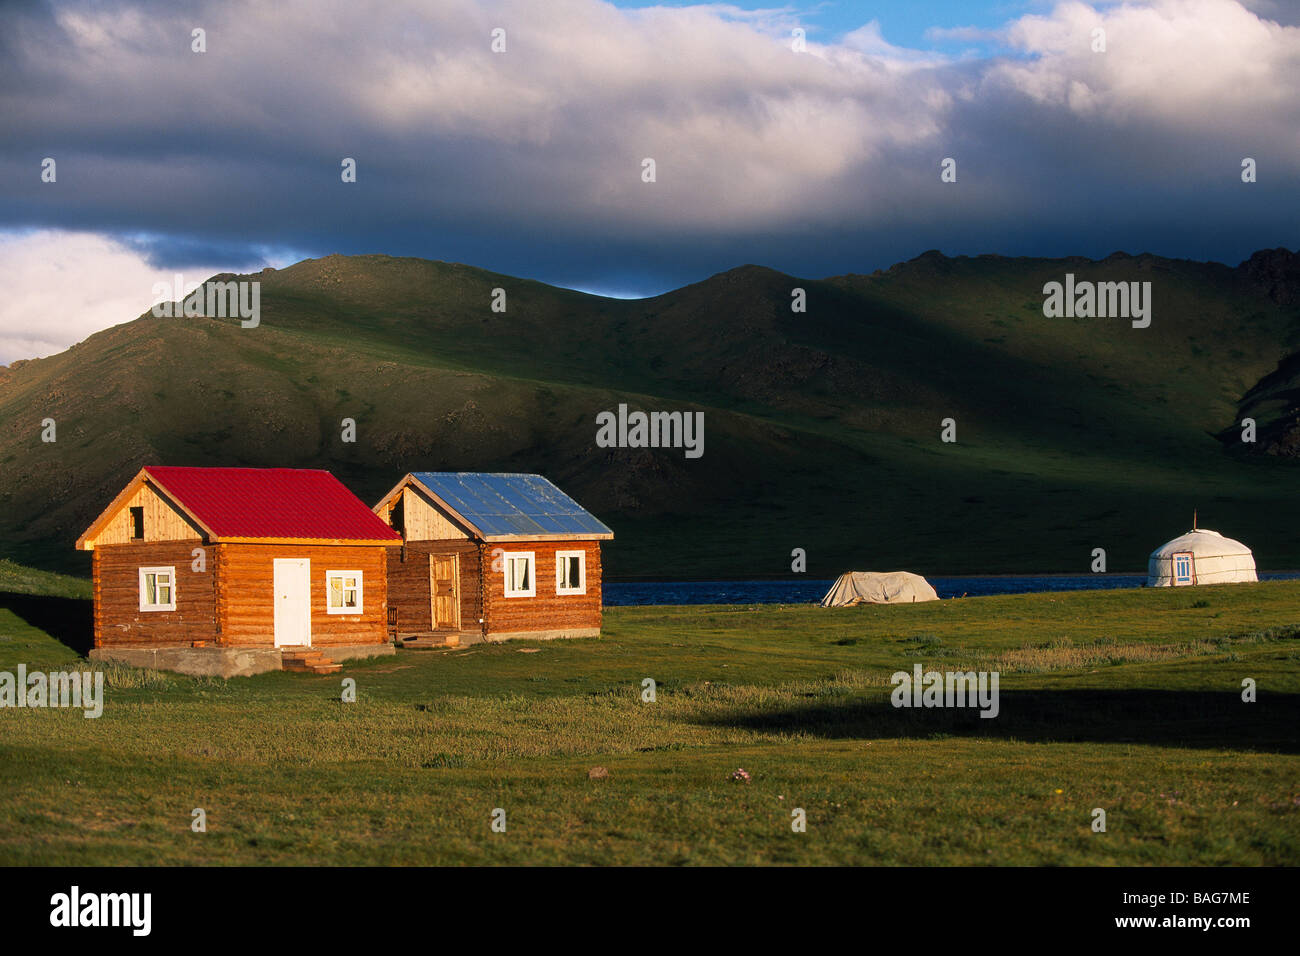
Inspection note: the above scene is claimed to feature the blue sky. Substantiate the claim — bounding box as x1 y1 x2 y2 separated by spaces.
610 0 1035 51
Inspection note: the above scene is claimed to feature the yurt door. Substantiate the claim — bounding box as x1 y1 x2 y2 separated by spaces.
1173 552 1194 586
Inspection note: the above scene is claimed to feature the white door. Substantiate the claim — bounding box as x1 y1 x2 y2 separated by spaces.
274 558 312 647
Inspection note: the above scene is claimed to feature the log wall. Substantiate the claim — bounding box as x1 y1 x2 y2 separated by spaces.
386 539 484 634
482 540 603 637
216 543 391 647
92 541 218 647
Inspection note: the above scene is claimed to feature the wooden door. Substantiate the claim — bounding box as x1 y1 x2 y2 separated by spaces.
430 553 460 631
273 558 312 646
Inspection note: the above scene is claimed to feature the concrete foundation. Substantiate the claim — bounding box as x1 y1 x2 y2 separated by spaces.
89 642 395 678
320 643 397 662
485 627 601 643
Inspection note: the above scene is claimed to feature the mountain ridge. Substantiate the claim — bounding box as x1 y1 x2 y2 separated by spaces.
2 247 1298 579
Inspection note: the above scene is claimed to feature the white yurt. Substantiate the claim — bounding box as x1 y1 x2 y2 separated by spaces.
820 571 939 607
1147 527 1257 587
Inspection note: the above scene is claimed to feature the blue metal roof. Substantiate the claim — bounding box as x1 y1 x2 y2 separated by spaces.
409 473 613 539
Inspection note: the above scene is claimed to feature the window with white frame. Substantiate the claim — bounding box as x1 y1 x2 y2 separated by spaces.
138 566 176 611
556 550 586 595
326 570 363 614
504 552 535 597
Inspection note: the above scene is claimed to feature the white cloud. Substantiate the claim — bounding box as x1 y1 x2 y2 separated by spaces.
0 231 238 365
995 0 1300 128
4 0 1295 235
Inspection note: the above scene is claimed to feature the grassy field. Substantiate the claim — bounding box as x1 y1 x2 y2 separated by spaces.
0 560 92 600
1 577 1297 866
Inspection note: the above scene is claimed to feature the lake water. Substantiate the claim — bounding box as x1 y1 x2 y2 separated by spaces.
603 573 1300 606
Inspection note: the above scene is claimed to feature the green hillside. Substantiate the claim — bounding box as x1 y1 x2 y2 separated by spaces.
1 249 1298 579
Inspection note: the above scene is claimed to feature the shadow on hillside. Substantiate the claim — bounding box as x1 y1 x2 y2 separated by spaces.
0 592 93 656
700 689 1300 753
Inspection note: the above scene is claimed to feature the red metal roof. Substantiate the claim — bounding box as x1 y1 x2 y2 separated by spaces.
143 466 400 542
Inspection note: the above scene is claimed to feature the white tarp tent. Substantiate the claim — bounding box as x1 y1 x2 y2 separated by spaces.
1147 528 1257 587
820 571 939 607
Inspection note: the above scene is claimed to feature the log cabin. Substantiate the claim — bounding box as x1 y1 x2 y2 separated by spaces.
373 472 614 647
75 466 402 676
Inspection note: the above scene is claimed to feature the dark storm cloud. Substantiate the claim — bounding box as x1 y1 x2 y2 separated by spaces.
117 234 291 271
1 0 1298 299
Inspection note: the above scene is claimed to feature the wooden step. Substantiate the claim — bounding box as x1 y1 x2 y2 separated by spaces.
282 662 342 675
280 647 340 674
398 634 460 651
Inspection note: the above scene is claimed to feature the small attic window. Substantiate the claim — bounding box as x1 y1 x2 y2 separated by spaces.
129 506 144 540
